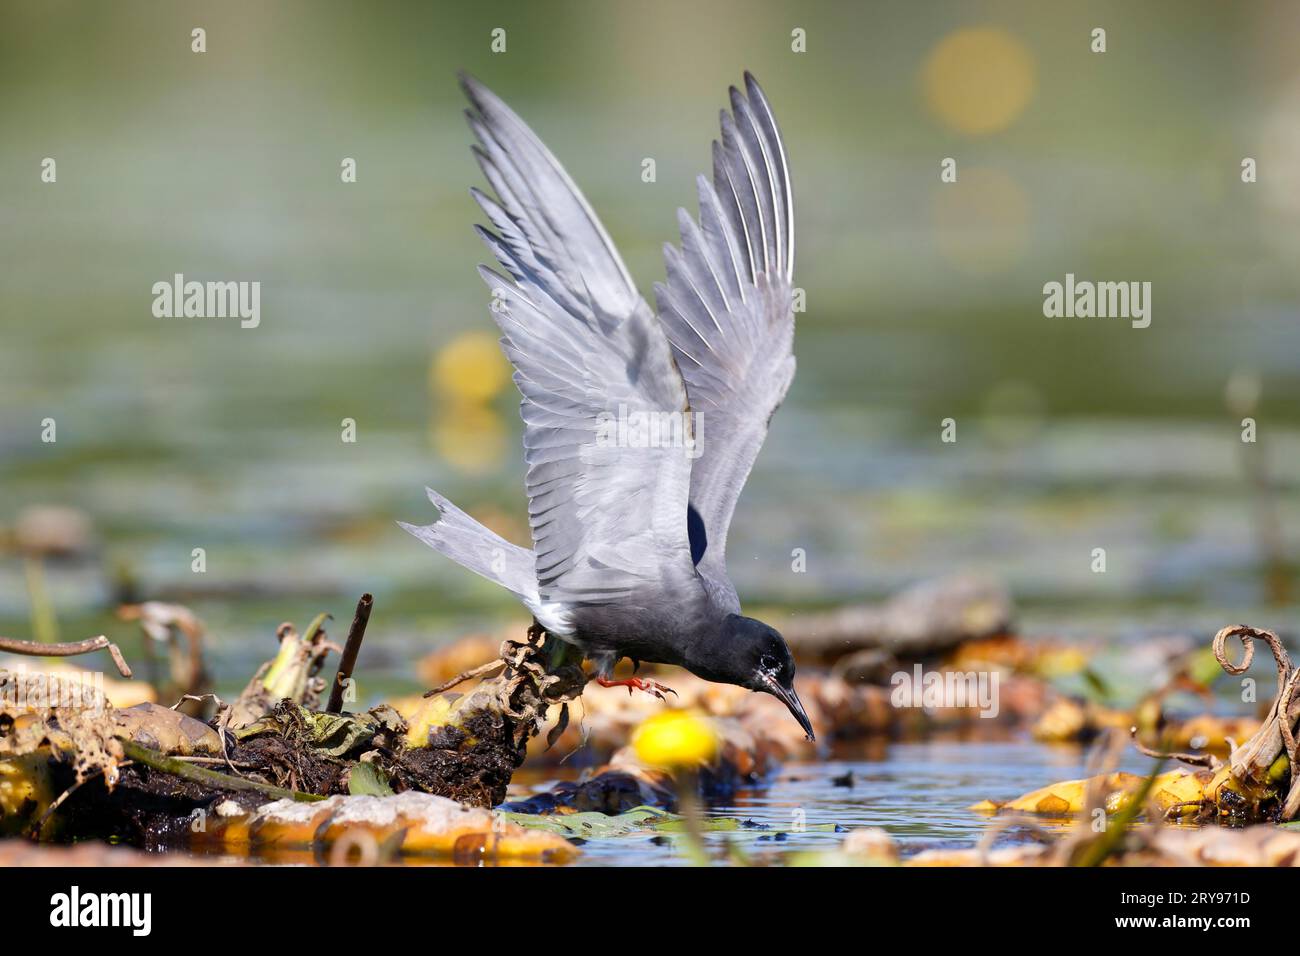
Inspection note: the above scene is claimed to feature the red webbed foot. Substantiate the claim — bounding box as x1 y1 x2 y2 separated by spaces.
594 676 678 701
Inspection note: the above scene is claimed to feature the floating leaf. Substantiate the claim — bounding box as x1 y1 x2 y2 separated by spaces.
500 806 671 838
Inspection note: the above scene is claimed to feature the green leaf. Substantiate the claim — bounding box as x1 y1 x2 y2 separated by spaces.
348 761 394 797
1080 667 1112 704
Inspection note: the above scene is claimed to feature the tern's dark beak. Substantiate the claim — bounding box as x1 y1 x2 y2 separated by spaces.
762 675 816 742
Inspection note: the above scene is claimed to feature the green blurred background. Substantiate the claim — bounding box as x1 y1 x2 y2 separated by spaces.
2 0 1298 695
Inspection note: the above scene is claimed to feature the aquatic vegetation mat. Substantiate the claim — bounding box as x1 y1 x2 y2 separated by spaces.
1 583 1294 868
0 598 590 850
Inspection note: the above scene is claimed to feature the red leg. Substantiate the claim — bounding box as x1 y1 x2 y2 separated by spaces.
594 676 677 700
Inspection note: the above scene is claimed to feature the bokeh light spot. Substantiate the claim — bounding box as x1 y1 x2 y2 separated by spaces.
632 710 719 769
922 27 1036 135
931 166 1030 274
430 401 507 475
431 330 510 404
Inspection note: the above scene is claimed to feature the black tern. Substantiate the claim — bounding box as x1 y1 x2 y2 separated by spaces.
403 72 813 740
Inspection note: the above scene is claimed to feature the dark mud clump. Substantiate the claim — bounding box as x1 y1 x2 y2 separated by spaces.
50 700 529 847
235 734 347 796
48 760 265 848
389 709 524 808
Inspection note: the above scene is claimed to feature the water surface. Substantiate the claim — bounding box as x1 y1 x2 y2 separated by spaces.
524 739 1160 866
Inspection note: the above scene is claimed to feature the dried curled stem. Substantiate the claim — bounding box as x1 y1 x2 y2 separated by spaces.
0 634 133 678
1129 726 1219 769
1213 624 1290 682
1212 624 1258 675
1214 624 1295 754
1213 624 1300 819
420 622 552 700
423 659 506 698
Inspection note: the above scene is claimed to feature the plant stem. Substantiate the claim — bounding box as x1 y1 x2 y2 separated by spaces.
23 557 59 645
1072 757 1166 867
118 739 325 803
678 770 710 866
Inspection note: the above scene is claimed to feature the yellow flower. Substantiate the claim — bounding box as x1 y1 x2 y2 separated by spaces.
632 710 718 769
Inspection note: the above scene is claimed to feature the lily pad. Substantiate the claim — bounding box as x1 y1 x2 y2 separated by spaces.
503 805 843 840
500 806 672 838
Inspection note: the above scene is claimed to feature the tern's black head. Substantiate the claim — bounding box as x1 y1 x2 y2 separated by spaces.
695 615 814 741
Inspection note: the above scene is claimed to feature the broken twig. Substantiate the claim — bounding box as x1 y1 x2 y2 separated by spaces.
423 658 507 698
29 763 124 839
327 593 373 713
0 634 133 678
1129 726 1218 768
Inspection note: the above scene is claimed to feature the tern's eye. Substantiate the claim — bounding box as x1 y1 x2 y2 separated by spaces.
759 654 780 675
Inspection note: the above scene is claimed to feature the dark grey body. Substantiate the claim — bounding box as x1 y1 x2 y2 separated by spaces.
566 586 725 677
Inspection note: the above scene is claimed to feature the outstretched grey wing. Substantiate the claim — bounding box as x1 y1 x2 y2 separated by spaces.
462 73 698 608
653 73 796 612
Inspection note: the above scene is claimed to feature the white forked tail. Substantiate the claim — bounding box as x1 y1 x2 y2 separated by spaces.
399 488 538 601
399 488 574 635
